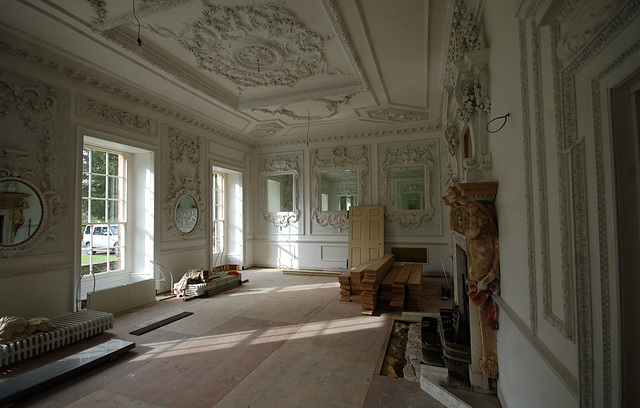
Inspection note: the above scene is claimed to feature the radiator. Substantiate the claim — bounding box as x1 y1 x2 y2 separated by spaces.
87 278 156 314
0 310 113 368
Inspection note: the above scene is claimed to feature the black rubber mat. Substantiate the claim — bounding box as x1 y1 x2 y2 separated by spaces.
129 311 193 335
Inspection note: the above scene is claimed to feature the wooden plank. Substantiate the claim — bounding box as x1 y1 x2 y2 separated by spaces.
394 264 413 286
407 264 423 286
364 254 395 280
0 339 135 406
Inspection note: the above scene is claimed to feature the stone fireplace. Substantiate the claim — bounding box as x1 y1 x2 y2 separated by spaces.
443 182 499 392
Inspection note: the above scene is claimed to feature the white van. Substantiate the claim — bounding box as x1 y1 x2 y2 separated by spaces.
82 224 119 254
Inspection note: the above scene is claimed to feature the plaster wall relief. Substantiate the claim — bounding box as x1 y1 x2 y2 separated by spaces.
162 127 205 241
378 140 441 236
442 0 493 184
77 96 159 137
310 145 369 234
0 70 68 257
515 1 640 406
257 151 303 234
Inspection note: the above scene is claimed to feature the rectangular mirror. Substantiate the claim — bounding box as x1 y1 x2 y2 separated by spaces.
267 174 293 212
320 170 358 212
388 165 425 210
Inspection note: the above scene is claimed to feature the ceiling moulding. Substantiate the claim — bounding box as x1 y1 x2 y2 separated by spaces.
99 0 368 110
251 121 442 148
249 122 284 139
0 31 252 146
92 0 195 31
253 93 357 121
365 108 427 122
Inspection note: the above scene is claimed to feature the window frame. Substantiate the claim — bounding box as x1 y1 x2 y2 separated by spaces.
212 171 225 263
81 145 127 274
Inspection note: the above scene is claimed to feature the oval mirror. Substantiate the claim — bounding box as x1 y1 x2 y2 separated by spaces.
0 179 43 246
175 194 198 233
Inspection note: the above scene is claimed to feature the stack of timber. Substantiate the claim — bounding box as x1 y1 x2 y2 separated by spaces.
339 273 352 301
378 265 403 310
390 264 413 310
405 264 424 311
338 259 376 302
360 254 395 315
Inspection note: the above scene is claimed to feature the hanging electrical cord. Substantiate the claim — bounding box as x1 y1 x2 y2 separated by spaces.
486 113 509 133
132 0 142 46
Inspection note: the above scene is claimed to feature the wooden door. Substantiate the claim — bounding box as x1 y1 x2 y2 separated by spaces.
348 206 384 268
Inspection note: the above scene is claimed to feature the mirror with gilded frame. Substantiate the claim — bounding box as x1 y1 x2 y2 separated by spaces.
311 146 369 232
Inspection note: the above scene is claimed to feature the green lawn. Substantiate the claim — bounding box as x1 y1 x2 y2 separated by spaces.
81 254 108 264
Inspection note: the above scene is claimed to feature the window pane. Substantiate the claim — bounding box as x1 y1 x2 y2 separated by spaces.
90 200 105 222
107 153 119 176
82 199 88 223
91 150 106 174
82 174 89 198
83 148 90 172
107 200 119 223
91 175 106 198
107 176 119 199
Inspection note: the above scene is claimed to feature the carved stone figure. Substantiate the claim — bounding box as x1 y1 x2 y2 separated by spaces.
443 182 499 379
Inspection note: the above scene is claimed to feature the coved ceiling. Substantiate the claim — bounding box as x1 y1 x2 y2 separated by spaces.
0 0 452 145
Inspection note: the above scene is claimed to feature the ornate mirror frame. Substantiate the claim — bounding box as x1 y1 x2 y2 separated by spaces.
380 147 435 230
259 155 301 230
165 129 204 238
311 146 368 232
0 148 59 257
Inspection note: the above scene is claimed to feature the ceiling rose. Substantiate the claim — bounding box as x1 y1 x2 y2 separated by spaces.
149 1 341 88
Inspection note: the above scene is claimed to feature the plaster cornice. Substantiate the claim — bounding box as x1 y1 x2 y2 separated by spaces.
0 30 252 147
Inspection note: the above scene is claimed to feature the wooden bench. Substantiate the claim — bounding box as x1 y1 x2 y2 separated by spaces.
0 310 114 368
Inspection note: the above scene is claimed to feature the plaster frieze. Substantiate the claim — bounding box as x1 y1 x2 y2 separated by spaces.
165 128 204 238
366 108 427 123
78 96 157 136
311 145 369 233
0 79 63 257
251 122 441 148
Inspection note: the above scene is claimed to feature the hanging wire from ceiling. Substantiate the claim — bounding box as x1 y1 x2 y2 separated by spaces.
132 0 142 46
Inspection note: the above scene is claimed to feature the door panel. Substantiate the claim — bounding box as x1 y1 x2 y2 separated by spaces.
348 206 384 268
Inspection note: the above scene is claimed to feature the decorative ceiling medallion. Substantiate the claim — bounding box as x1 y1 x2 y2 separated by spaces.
254 93 356 120
148 1 342 88
366 108 427 122
249 122 284 138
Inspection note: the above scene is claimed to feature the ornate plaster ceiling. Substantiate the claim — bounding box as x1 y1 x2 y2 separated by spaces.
0 0 451 145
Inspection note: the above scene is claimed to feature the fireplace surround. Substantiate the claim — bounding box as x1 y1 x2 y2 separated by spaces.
442 182 499 391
